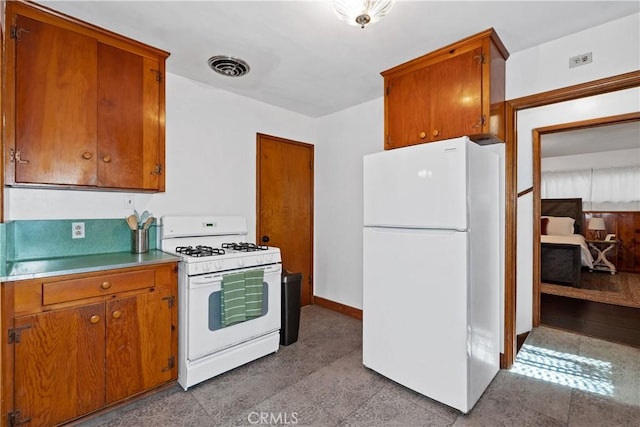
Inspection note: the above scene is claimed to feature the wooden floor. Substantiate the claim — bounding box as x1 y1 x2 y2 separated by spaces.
540 270 640 347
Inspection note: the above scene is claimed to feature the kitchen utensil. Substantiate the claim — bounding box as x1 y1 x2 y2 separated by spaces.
134 209 141 224
139 210 151 225
142 216 154 230
126 214 139 231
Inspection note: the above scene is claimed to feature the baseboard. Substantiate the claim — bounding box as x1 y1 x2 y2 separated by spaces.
313 296 362 320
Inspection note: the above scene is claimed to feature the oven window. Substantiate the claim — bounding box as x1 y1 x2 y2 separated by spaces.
208 282 269 331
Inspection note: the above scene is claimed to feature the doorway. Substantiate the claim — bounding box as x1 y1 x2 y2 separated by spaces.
504 70 640 368
256 133 314 306
531 114 640 347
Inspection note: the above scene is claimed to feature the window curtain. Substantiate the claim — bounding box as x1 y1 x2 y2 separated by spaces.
541 166 640 210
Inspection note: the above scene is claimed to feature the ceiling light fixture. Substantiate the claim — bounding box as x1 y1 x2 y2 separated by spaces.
333 0 395 29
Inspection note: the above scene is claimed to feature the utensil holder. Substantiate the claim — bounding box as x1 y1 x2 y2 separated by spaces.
131 229 149 254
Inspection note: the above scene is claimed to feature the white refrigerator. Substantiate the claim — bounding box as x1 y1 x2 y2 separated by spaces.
362 136 500 413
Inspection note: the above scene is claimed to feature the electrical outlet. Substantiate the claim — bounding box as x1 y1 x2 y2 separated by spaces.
569 52 592 68
124 194 135 209
72 222 85 239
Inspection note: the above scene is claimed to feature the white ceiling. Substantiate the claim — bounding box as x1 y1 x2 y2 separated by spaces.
40 0 640 118
541 121 640 158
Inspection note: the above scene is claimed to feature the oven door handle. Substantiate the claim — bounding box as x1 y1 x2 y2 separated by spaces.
190 275 222 287
263 264 282 274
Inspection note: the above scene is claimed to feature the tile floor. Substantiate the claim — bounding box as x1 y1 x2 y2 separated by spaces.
78 305 640 426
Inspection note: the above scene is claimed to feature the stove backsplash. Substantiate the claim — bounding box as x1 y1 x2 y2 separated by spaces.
4 219 158 262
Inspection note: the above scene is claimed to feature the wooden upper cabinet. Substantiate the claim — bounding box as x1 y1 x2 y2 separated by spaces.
428 47 483 141
382 29 509 150
4 1 169 191
14 15 98 186
97 44 162 190
385 67 430 150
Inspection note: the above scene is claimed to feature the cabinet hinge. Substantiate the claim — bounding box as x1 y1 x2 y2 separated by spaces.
162 356 175 372
162 295 175 308
309 160 313 170
152 164 163 175
8 325 32 344
9 149 29 164
151 69 163 82
386 86 390 96
481 115 486 126
8 410 31 427
10 25 29 41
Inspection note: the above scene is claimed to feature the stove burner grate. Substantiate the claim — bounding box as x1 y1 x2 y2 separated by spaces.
222 242 268 252
176 245 226 257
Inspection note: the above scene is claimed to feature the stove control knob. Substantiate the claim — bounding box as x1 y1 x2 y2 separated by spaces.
238 259 246 267
257 256 264 264
215 261 223 270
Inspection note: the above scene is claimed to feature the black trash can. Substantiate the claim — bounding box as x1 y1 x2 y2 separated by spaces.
280 271 302 346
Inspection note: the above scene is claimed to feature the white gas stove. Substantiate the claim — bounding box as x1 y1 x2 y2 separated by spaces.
160 216 281 275
160 216 282 390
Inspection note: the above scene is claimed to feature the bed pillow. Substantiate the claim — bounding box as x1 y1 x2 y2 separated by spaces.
541 217 549 235
541 216 575 235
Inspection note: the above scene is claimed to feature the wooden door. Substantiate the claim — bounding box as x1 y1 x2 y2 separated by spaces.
385 68 430 149
105 289 173 403
14 15 98 185
429 47 483 141
257 134 314 306
14 304 105 426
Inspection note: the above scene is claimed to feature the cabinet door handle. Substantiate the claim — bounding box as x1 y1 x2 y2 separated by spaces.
112 310 122 319
81 151 93 160
432 129 440 137
90 315 100 324
102 154 112 163
101 281 112 290
419 131 426 139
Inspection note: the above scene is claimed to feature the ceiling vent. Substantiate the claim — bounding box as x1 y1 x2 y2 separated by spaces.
208 55 250 77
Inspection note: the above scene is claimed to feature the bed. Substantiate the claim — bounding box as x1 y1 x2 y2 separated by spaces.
540 198 594 287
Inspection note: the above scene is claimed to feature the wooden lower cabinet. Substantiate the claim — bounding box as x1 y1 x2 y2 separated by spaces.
105 290 173 404
14 304 106 426
2 263 178 426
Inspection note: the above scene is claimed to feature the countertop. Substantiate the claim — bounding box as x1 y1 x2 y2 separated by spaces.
1 250 181 282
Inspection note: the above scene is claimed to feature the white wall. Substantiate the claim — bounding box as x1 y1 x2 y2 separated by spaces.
507 13 640 99
314 98 383 309
4 73 317 243
508 13 640 334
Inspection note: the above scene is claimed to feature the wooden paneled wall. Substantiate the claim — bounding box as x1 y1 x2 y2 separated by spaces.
584 211 640 273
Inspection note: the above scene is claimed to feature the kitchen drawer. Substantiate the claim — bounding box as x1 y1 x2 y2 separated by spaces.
42 270 154 305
